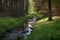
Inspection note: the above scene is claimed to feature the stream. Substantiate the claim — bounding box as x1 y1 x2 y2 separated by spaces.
0 16 37 40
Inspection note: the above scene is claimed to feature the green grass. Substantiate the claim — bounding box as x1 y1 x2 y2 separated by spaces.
27 18 60 40
0 16 32 37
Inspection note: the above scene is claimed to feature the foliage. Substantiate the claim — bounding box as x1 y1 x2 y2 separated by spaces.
28 11 47 20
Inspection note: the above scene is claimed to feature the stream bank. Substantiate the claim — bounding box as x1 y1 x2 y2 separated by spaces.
0 16 38 40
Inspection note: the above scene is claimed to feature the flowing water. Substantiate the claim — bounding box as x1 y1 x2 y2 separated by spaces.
0 16 37 40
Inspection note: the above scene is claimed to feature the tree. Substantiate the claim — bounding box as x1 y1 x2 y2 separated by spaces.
48 0 53 21
41 0 45 8
33 0 42 12
24 0 29 14
9 0 24 18
55 0 60 16
17 0 24 17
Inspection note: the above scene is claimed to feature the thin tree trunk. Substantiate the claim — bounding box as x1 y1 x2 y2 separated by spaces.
48 0 52 21
25 0 29 14
17 0 24 17
41 0 45 8
0 0 2 4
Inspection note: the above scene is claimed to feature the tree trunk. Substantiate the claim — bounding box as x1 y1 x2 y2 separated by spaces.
0 0 2 10
17 0 24 17
41 0 45 8
25 0 29 14
55 0 60 16
0 0 2 4
48 0 52 21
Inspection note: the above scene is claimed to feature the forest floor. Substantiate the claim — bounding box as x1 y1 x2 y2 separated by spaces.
27 16 60 40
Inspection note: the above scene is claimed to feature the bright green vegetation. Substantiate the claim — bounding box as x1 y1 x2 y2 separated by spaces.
27 18 60 40
0 16 32 37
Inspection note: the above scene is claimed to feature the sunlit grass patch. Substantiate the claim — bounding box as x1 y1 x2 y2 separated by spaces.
36 17 48 23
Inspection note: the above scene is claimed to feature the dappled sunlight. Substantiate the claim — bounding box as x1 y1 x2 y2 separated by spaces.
37 16 60 24
52 16 60 19
34 16 60 28
36 17 48 23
